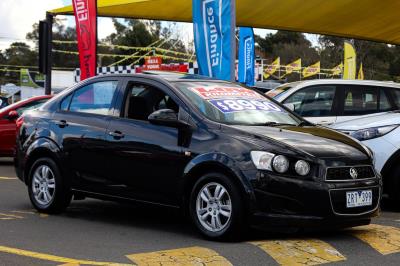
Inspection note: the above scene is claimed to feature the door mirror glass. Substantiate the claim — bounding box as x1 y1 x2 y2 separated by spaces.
7 110 19 120
148 109 186 128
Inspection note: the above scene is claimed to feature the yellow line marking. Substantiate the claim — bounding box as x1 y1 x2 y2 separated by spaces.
0 176 17 180
127 246 232 266
250 239 345 265
0 245 134 266
349 224 400 255
11 210 36 215
0 213 24 219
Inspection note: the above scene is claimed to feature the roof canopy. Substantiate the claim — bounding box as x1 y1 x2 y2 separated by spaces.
51 0 400 45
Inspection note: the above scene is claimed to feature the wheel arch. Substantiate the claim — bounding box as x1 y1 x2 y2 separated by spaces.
381 148 400 193
23 138 62 185
181 153 256 212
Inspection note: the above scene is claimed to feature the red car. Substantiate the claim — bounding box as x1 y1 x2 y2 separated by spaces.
0 95 52 157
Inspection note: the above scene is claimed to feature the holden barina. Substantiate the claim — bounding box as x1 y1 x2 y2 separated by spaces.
15 73 381 240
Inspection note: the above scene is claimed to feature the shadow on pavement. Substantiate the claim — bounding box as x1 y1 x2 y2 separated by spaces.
62 199 199 238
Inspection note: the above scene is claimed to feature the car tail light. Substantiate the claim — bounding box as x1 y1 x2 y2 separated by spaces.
16 116 24 135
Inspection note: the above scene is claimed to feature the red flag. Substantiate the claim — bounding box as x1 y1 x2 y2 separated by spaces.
72 0 97 80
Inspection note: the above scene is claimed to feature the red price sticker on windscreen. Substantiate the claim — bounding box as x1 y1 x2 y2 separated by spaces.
190 86 263 100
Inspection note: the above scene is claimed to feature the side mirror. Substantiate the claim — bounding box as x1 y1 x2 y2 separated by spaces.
7 110 19 120
148 109 190 129
284 103 295 112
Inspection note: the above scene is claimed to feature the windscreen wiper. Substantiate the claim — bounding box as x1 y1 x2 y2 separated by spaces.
263 122 297 127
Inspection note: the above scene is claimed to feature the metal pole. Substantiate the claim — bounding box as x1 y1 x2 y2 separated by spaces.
45 12 53 95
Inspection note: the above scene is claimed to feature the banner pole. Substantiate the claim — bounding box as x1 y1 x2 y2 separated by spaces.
229 0 236 81
45 12 53 95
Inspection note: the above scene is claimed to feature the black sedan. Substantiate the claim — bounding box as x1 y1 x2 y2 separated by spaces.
15 73 381 240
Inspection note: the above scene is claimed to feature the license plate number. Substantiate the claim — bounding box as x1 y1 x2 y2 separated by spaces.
346 190 372 208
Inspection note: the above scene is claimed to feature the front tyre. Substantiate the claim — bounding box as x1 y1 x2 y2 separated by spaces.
28 158 71 214
190 173 245 241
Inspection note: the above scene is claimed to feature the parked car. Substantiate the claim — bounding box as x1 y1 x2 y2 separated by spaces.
15 73 380 240
0 95 52 157
252 80 285 94
267 79 400 125
331 111 400 201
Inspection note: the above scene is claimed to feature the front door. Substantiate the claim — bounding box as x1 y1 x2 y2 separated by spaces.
105 79 191 205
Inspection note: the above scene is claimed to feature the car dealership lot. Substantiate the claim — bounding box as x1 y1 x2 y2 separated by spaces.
1 158 400 266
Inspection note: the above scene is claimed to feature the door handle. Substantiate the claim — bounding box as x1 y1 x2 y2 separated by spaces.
108 131 125 140
55 120 68 128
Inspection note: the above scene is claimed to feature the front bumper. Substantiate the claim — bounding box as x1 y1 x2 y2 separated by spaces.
244 169 381 230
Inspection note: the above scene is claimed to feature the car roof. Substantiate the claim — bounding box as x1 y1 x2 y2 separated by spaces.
89 71 221 83
283 79 400 89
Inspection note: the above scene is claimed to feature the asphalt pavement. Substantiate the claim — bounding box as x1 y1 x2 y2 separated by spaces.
1 157 400 266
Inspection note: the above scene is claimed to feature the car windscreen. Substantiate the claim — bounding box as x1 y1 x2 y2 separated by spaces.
173 81 302 126
266 85 293 98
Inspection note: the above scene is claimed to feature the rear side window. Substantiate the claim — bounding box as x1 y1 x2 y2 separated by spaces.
343 86 378 115
379 89 392 111
391 89 400 108
66 81 118 115
284 86 336 117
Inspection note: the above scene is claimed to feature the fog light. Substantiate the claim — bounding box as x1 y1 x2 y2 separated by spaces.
295 160 310 176
272 155 289 173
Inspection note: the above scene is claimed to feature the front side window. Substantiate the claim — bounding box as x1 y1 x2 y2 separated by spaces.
343 86 378 115
284 86 336 117
123 82 180 121
66 81 118 115
174 81 301 126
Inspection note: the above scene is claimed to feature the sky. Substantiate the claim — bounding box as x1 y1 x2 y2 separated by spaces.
0 0 318 50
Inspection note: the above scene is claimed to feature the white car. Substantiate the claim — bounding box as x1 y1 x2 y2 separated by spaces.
267 79 400 125
331 111 400 200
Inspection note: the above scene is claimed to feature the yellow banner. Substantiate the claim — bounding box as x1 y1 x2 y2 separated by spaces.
264 57 280 79
302 61 320 78
343 41 356 79
358 63 364 80
285 58 301 75
331 63 343 76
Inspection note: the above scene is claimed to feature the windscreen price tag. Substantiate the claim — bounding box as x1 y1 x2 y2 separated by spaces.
190 86 263 100
209 98 283 113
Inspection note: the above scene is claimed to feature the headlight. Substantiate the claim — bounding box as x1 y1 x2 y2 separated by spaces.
295 160 310 176
350 125 398 141
272 155 289 173
250 151 274 171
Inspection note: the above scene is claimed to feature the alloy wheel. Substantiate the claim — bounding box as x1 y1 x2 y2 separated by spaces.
196 182 232 232
32 165 56 206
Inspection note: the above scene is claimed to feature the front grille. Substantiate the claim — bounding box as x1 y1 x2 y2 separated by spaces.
326 166 375 181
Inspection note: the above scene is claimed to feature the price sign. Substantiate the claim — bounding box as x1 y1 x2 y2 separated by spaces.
209 98 283 113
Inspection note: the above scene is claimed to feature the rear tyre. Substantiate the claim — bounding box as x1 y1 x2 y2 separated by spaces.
189 172 245 241
28 158 72 214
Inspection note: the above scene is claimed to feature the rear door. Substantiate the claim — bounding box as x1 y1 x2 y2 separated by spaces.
282 85 339 125
51 78 121 191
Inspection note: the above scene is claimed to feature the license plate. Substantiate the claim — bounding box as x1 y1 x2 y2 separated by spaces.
346 190 372 208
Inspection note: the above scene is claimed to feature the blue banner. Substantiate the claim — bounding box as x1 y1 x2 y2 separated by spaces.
238 27 255 86
192 0 236 81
